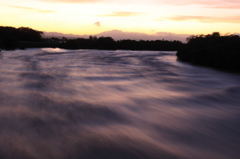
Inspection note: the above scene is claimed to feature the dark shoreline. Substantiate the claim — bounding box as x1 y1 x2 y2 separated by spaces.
0 26 183 51
176 32 240 73
2 26 240 73
0 39 183 52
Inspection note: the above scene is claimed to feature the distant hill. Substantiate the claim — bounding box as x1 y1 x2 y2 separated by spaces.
43 32 83 39
44 30 190 42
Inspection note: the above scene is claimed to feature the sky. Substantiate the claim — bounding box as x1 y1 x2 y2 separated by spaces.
1 0 240 41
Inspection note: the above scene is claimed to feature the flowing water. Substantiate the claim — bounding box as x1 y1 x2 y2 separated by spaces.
0 48 240 159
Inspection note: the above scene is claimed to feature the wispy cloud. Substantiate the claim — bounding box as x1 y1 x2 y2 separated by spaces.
94 21 101 27
167 15 240 23
153 0 240 9
40 0 103 3
100 12 144 17
7 5 55 13
207 4 240 9
37 0 240 9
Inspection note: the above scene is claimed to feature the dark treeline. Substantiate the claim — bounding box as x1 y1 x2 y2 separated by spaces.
60 36 183 51
177 32 240 72
0 26 43 50
0 26 183 51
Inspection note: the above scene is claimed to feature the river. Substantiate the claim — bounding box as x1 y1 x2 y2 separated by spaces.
0 48 240 159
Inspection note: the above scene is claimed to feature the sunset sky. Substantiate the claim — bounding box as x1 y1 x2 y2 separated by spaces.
1 0 240 40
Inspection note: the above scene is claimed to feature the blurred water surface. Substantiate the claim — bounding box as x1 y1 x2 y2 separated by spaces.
0 48 240 159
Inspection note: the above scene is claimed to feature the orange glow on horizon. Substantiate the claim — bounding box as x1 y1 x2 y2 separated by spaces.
0 0 240 38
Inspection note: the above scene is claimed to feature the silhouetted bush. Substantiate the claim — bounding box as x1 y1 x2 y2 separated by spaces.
3 35 18 50
18 27 43 42
60 36 183 51
0 25 183 51
97 37 116 50
0 26 43 50
177 32 240 72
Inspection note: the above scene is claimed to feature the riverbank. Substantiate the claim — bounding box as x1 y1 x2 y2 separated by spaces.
176 32 240 72
0 26 183 51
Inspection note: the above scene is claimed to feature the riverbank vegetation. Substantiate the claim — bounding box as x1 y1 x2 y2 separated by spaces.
60 36 183 51
0 26 183 51
177 32 240 72
0 26 43 50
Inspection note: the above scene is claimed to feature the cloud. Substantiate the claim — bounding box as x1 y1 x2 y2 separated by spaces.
167 15 240 23
157 0 240 9
40 0 103 3
37 0 240 9
207 4 240 9
7 5 55 13
100 12 144 17
94 21 101 27
158 0 237 5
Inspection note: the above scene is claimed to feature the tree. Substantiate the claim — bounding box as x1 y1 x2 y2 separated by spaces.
177 32 240 72
18 27 43 41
